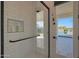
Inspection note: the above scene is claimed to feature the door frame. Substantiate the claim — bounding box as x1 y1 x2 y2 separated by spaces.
1 1 4 58
1 1 50 58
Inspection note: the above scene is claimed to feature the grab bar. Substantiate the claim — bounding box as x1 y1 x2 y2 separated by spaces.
9 35 40 43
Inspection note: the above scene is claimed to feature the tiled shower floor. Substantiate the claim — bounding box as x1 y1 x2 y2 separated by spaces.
26 51 47 58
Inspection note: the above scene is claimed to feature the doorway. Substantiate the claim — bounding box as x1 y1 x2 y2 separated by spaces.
56 2 73 57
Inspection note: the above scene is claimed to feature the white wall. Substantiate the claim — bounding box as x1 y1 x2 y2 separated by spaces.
4 1 36 58
73 2 79 58
78 2 79 57
73 2 79 57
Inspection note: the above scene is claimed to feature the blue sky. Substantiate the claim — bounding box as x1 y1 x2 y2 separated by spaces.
57 17 73 28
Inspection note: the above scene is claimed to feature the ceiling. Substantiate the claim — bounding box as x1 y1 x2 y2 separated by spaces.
54 1 69 6
56 2 73 18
